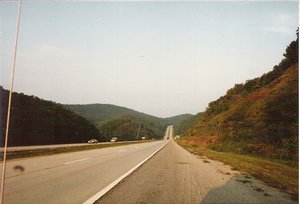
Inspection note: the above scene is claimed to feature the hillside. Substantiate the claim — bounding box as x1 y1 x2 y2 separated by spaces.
183 36 298 161
0 87 103 146
65 104 169 141
164 114 194 126
173 113 202 135
65 104 168 126
101 115 166 141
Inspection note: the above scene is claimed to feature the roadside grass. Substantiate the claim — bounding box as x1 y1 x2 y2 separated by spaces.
176 137 299 200
0 140 153 161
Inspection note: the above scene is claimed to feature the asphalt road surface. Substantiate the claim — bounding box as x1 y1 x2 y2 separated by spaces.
163 125 173 140
98 130 295 203
0 143 90 152
0 139 168 204
0 125 294 204
0 140 147 152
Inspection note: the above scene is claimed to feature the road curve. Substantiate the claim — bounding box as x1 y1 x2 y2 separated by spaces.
0 139 168 204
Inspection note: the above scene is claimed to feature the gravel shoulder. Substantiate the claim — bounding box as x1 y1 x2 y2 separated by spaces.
98 140 295 204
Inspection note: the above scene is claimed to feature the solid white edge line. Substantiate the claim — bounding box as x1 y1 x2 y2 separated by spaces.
83 140 169 204
64 158 91 165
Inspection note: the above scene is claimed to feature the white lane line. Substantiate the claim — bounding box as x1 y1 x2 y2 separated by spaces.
64 158 91 165
83 141 169 204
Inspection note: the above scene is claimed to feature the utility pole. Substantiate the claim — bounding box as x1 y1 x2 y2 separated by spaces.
0 0 22 204
0 1 22 203
136 121 141 140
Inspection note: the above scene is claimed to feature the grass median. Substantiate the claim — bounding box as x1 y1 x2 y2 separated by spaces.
0 140 154 161
176 137 298 200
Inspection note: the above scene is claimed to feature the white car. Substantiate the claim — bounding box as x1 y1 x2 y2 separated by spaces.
88 139 98 144
110 137 118 142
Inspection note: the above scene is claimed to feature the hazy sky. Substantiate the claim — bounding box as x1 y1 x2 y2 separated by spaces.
0 1 298 118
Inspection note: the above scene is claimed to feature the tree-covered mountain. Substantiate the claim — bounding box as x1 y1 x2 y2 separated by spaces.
65 104 170 141
173 113 202 135
164 114 194 126
65 104 165 127
0 87 103 146
100 115 165 141
182 35 298 161
0 90 193 145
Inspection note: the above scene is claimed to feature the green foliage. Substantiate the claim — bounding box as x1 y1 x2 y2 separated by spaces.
177 137 298 197
65 104 145 127
65 104 169 141
174 113 202 135
0 87 103 146
224 35 298 99
207 98 230 115
164 114 194 125
101 115 165 141
183 35 299 161
65 105 196 141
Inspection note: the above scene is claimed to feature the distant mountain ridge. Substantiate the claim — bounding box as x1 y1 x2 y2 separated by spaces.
0 87 103 146
65 103 165 127
0 88 193 146
173 113 203 135
164 114 194 125
65 104 193 141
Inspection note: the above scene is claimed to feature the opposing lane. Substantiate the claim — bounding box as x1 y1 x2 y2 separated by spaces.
0 140 148 152
0 139 168 204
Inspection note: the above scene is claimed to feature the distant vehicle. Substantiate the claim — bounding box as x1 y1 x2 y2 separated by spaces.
88 139 98 144
110 137 118 142
141 137 146 140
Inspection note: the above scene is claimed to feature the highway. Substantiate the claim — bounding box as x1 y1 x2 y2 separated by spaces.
163 125 173 140
0 136 169 203
0 143 90 152
0 140 147 152
98 126 295 204
0 125 295 204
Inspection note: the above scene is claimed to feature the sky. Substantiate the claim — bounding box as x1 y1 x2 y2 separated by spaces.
0 1 298 118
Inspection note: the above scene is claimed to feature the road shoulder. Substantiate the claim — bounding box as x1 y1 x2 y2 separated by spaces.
98 140 295 204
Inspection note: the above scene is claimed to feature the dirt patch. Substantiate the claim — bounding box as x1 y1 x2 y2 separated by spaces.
218 169 232 176
236 179 252 184
253 187 264 192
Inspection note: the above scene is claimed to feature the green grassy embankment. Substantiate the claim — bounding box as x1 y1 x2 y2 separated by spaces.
176 137 298 200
